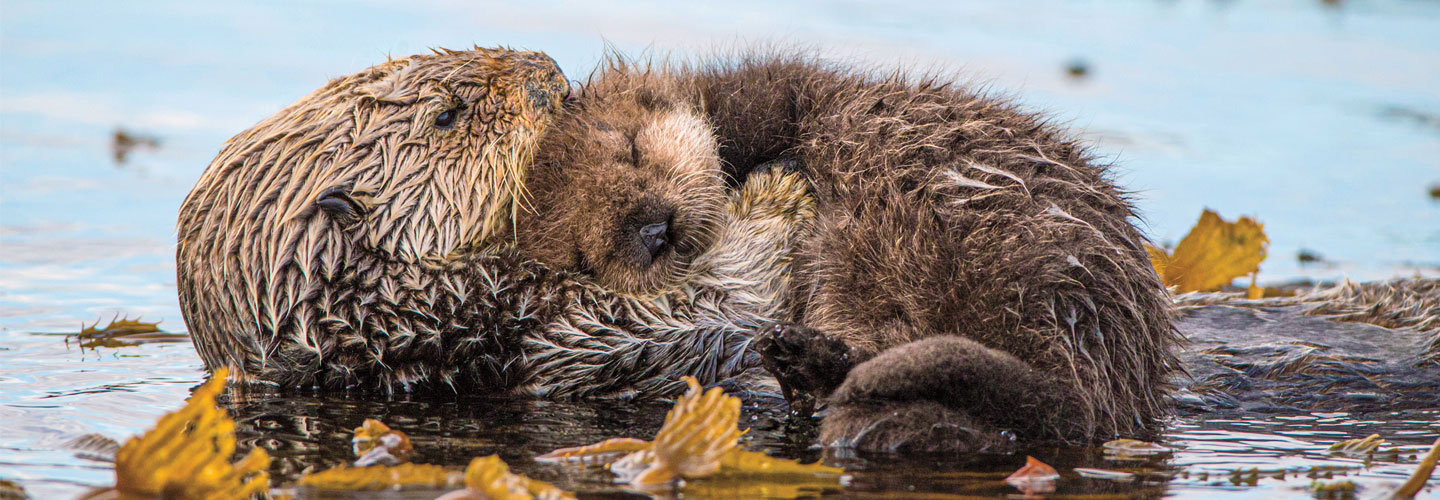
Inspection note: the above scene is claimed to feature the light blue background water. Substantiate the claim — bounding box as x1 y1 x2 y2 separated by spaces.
3 0 1438 332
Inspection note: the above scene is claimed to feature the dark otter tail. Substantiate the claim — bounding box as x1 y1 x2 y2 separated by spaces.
817 335 1088 453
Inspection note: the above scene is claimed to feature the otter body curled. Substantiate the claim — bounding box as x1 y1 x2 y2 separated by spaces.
521 55 1180 451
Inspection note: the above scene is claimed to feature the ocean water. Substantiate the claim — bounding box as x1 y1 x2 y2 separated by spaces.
1 1 1437 498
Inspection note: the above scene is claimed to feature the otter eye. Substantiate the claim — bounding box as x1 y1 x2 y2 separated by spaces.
434 108 458 129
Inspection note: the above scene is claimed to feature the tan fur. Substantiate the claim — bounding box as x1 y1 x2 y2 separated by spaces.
177 47 569 381
516 69 727 296
177 48 813 395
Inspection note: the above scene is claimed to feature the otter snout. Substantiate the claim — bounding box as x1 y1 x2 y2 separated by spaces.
623 198 675 267
640 221 668 257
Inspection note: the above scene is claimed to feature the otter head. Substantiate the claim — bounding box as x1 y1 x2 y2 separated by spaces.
177 47 568 373
517 67 725 296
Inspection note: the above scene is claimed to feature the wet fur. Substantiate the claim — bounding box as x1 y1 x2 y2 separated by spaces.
177 48 810 397
516 71 728 296
542 53 1181 451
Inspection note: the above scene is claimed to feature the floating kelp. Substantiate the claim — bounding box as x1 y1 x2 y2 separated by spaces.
1147 209 1269 295
1392 436 1440 499
296 463 459 491
1328 434 1387 457
1005 456 1059 496
538 438 650 464
67 433 121 462
296 418 455 492
433 455 575 500
297 420 574 498
111 127 161 165
0 479 26 500
1074 467 1136 482
352 418 413 466
1310 478 1355 499
1103 438 1173 458
65 316 188 349
538 376 844 492
79 368 270 500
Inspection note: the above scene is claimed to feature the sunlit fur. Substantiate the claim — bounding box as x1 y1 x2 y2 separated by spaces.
177 47 814 394
544 52 1181 451
517 66 728 296
522 168 815 398
177 47 568 383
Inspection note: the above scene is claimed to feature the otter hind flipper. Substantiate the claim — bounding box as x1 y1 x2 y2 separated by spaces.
820 335 1084 453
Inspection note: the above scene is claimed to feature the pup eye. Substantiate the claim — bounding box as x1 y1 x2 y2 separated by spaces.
434 108 459 128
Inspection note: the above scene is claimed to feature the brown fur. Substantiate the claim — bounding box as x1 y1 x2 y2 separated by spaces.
516 70 728 296
531 53 1180 451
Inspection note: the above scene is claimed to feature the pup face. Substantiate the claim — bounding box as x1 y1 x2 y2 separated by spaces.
518 77 725 296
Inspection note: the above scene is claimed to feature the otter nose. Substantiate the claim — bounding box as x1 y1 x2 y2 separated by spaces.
640 221 669 258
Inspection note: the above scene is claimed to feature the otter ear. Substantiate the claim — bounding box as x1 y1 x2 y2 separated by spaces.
316 186 368 227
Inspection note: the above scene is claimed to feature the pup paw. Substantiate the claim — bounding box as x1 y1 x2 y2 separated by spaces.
754 322 855 417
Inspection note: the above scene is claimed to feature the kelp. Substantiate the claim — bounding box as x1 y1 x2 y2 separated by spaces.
1005 456 1059 496
295 463 459 491
81 368 269 500
1102 438 1172 458
539 376 844 493
298 421 573 499
1328 434 1386 457
296 418 455 492
431 455 575 500
1148 209 1269 294
66 316 188 349
1391 436 1440 499
352 418 413 466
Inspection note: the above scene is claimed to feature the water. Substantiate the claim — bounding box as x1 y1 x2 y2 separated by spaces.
1 1 1437 498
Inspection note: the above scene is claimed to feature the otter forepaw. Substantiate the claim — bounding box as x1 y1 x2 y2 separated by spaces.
754 322 855 417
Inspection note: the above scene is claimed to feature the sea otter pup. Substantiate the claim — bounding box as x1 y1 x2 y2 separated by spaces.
177 47 810 396
519 55 1179 451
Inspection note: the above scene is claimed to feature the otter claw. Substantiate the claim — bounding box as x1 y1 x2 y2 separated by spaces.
755 322 856 417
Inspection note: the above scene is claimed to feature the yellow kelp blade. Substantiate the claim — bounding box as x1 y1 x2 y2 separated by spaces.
1328 434 1386 457
715 449 844 478
458 455 576 500
540 376 846 492
632 376 744 485
100 368 270 500
352 418 413 466
674 477 846 499
296 463 459 491
1148 209 1269 293
534 438 651 464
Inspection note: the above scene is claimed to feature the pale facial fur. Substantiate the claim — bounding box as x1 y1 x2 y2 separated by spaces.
518 80 727 296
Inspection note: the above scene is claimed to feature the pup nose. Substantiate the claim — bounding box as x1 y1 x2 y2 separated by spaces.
640 221 669 258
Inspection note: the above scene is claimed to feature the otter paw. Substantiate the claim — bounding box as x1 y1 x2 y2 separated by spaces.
754 322 855 416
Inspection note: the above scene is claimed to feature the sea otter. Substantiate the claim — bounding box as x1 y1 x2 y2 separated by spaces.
176 47 808 396
180 46 1436 450
176 47 570 388
510 54 1178 451
527 55 1439 452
